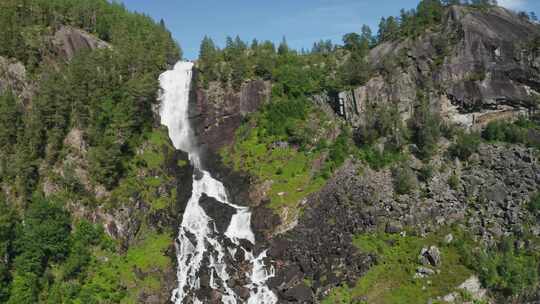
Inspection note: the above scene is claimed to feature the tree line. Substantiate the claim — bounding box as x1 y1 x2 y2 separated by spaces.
0 0 181 302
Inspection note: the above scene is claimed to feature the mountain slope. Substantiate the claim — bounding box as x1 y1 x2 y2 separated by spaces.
341 5 540 129
0 1 189 303
188 4 540 304
265 5 540 303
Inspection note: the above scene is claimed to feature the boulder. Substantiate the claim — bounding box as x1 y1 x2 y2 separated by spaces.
458 276 487 301
419 246 442 267
415 266 436 279
198 194 237 234
385 221 403 234
283 283 312 302
0 56 32 101
53 26 110 60
444 234 454 244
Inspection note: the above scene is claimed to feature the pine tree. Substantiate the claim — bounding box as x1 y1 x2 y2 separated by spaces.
278 36 289 55
199 36 219 82
0 92 22 149
360 24 374 48
343 32 362 51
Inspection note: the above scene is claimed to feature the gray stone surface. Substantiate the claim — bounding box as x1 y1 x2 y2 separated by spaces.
53 26 110 60
338 6 540 129
268 143 540 302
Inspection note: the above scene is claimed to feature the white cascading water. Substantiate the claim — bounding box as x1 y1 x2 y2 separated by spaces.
159 61 277 304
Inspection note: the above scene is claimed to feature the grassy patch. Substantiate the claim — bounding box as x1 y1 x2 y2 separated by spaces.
323 230 473 304
222 125 327 212
356 145 405 170
139 128 174 170
79 231 173 303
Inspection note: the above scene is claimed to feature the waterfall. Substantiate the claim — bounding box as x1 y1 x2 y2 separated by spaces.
159 61 277 304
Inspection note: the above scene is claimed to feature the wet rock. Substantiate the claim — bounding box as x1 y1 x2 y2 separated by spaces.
283 283 313 302
198 194 236 234
234 286 250 300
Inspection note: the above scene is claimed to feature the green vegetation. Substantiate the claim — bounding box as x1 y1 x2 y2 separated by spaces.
323 230 473 304
0 0 181 302
419 164 434 182
221 112 333 213
323 227 539 304
528 192 540 214
0 0 180 197
40 227 173 304
448 171 460 190
448 131 481 160
108 128 179 212
456 237 539 296
392 164 417 195
353 103 409 170
0 0 179 71
356 146 406 170
214 18 373 217
378 0 498 44
0 128 178 303
411 93 442 160
355 104 407 149
482 117 540 149
197 14 377 92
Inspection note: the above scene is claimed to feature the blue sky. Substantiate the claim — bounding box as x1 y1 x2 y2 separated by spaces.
121 0 540 59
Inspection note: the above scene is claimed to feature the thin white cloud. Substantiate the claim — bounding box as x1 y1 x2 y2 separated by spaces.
498 0 527 10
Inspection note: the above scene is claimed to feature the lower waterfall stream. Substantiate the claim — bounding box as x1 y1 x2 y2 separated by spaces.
159 61 277 304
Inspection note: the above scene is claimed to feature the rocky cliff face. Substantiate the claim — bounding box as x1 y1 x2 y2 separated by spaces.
53 26 110 60
0 56 33 103
191 77 271 156
179 6 540 303
0 25 109 104
340 6 540 129
1 23 189 302
189 76 272 209
268 143 540 302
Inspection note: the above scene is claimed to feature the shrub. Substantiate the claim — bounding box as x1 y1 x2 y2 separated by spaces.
448 171 460 190
357 145 404 170
456 237 539 297
392 164 417 195
410 94 441 160
448 131 481 160
477 245 538 296
261 97 309 139
419 164 433 182
483 120 527 143
88 143 123 189
328 132 350 166
354 104 407 148
528 192 540 214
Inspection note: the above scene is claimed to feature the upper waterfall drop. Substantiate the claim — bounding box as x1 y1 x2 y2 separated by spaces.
159 61 199 162
158 61 277 304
